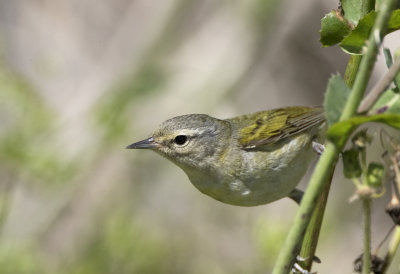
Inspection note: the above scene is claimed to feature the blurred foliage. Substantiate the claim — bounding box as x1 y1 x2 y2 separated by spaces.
0 62 77 185
253 217 287 269
0 244 46 274
94 62 167 143
66 212 171 274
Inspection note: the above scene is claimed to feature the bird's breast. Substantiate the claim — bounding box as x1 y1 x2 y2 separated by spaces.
184 133 316 206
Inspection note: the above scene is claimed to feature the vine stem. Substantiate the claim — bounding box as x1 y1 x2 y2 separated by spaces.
362 198 372 274
340 0 396 120
271 0 397 273
379 153 400 273
381 226 400 273
344 56 363 88
358 56 400 113
272 144 339 274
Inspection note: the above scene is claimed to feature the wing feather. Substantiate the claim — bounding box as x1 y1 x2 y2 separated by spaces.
232 106 325 148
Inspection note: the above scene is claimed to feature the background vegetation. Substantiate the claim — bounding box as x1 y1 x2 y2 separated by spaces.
0 0 399 273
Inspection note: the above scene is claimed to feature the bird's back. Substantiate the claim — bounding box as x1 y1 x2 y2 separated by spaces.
227 106 325 149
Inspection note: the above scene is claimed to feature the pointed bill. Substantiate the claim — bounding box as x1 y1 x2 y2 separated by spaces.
126 137 158 149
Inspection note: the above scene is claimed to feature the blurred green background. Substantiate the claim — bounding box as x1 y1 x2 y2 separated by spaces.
1 0 400 273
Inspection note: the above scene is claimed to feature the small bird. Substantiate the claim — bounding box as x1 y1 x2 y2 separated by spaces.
127 106 325 206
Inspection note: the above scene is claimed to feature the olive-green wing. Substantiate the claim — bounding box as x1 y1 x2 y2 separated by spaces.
234 106 325 148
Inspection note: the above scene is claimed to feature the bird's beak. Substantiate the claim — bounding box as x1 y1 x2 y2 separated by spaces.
126 137 158 149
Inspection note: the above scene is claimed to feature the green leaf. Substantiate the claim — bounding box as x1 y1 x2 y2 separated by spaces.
327 113 400 148
367 162 384 187
388 9 400 32
323 74 351 125
341 0 363 25
340 10 400 54
340 11 376 54
371 89 400 114
342 148 362 178
320 11 352 47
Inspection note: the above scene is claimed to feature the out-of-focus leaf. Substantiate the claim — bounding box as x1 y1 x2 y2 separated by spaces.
341 0 363 25
340 10 400 54
327 114 400 148
371 89 400 114
324 74 351 125
367 162 384 187
320 11 352 47
388 9 400 32
342 148 362 178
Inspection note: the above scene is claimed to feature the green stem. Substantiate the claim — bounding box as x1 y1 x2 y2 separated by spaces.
271 1 397 273
381 226 400 273
358 56 400 113
293 23 366 274
362 198 372 274
272 144 339 274
344 56 363 88
362 0 376 15
340 0 396 120
298 182 331 271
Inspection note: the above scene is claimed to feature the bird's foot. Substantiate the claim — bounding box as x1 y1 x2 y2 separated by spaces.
288 188 304 205
312 141 325 156
291 255 321 274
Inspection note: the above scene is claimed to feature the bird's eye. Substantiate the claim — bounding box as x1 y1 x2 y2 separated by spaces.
174 135 188 146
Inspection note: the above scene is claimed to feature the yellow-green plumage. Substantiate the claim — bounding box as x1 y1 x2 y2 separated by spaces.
127 106 326 206
235 106 324 147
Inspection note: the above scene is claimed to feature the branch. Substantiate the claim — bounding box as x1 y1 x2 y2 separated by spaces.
381 226 400 273
358 56 400 113
272 0 397 272
362 198 372 274
340 1 396 120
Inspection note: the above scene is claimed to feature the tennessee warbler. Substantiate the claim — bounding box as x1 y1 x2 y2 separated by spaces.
127 106 325 206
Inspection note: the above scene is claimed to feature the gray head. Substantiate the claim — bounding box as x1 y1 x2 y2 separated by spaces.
127 114 231 168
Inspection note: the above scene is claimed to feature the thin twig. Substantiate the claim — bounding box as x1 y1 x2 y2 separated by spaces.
391 153 400 196
381 226 400 273
362 198 372 274
358 56 400 113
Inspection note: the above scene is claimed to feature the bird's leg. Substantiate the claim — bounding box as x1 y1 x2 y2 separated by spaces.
288 188 304 205
312 141 325 155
